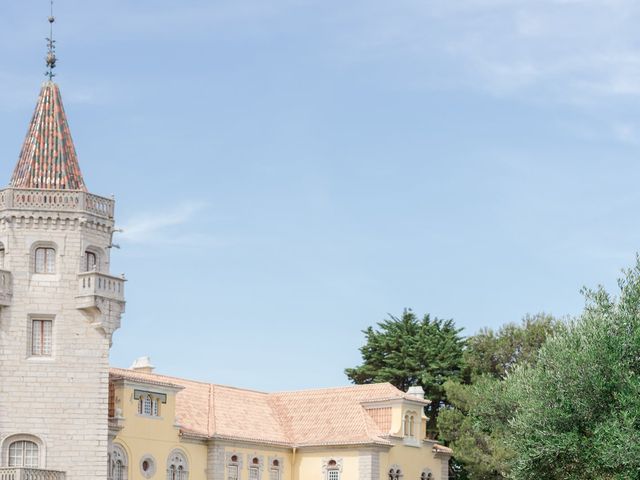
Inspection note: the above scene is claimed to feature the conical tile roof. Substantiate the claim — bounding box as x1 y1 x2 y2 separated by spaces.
11 81 86 191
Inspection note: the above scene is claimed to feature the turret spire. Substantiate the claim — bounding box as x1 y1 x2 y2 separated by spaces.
9 3 86 191
46 0 57 80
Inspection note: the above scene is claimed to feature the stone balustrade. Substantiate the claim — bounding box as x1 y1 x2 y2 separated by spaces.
0 188 114 220
0 268 12 306
0 468 65 480
77 271 125 302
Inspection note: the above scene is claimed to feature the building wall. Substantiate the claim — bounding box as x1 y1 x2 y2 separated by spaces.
295 449 361 480
112 381 208 480
0 212 118 480
206 442 292 480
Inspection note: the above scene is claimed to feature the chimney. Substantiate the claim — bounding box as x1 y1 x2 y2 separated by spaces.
406 385 425 399
130 356 155 374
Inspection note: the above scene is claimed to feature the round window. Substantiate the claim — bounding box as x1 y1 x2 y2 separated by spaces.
139 455 156 478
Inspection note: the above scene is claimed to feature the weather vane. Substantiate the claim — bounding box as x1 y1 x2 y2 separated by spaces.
45 0 57 80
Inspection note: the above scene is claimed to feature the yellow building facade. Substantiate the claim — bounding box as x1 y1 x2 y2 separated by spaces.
108 361 451 480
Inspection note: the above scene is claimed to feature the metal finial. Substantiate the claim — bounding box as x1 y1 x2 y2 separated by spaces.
45 0 57 80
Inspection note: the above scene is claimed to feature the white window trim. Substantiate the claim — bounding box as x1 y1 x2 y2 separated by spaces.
1 434 45 469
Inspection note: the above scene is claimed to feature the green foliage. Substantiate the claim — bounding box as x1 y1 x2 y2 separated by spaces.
345 309 465 435
440 313 562 480
464 313 562 380
506 261 640 479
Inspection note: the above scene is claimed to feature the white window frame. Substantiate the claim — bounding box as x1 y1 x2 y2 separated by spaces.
31 318 53 357
226 464 239 480
8 440 39 468
34 247 55 274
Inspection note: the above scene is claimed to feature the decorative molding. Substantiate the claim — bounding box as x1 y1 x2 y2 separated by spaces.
226 451 244 469
248 453 264 471
321 457 344 474
267 455 284 474
139 454 157 479
420 468 433 480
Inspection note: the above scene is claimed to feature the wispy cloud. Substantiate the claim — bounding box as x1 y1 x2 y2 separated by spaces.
119 201 223 248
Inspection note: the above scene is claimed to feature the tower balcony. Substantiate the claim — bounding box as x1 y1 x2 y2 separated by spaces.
0 187 114 220
0 268 12 306
76 271 125 342
76 271 125 307
0 467 66 480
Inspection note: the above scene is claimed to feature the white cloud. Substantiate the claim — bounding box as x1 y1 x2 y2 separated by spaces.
119 201 222 248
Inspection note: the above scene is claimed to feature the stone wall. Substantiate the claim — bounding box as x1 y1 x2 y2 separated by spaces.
0 208 122 480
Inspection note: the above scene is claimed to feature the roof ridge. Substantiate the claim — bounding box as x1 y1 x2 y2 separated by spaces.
271 382 398 395
109 367 270 394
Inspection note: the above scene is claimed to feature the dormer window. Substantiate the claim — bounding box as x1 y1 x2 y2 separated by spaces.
403 411 416 437
35 247 55 273
134 390 166 417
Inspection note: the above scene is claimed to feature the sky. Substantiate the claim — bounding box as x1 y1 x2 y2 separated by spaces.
0 0 639 391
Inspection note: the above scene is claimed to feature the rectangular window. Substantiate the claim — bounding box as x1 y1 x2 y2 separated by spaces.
269 469 280 480
85 251 97 272
35 248 55 273
31 319 52 356
249 468 259 480
328 471 340 480
227 465 238 480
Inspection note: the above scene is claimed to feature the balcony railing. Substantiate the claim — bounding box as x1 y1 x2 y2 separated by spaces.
0 188 114 220
77 271 125 303
0 468 65 480
0 269 12 306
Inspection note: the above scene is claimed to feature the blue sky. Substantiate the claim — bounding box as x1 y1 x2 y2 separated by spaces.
1 1 639 391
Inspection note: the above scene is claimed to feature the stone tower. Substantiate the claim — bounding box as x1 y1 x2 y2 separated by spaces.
0 81 125 480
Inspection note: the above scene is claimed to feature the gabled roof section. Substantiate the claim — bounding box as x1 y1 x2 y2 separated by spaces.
11 81 87 191
108 368 421 447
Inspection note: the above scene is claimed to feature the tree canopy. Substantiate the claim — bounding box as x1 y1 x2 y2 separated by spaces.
345 309 465 435
505 263 640 479
438 313 562 480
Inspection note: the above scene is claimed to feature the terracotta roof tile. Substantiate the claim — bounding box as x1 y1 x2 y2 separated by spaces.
11 81 86 191
109 368 419 447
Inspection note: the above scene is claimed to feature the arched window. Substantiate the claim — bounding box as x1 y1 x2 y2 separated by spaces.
248 456 261 480
227 454 239 480
8 440 39 468
35 247 55 273
144 395 153 416
269 458 281 480
403 414 410 436
85 251 97 272
109 444 128 480
409 415 415 437
420 472 433 480
388 466 402 480
152 398 159 416
326 460 340 480
167 450 188 480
